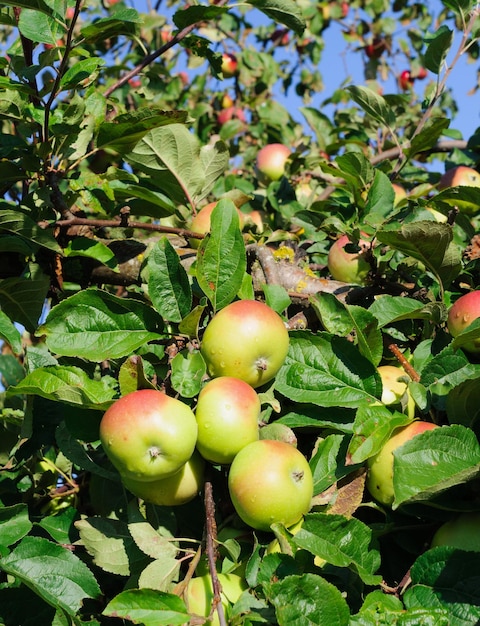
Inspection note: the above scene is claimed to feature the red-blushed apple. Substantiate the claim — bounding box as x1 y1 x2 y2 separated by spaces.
121 451 205 506
186 573 247 626
327 233 372 284
255 143 291 182
431 512 480 552
366 421 438 506
200 299 289 388
188 201 246 249
438 165 480 190
221 53 238 78
447 291 480 353
216 106 246 126
195 376 260 464
228 439 313 532
399 69 414 90
365 37 386 59
99 389 198 482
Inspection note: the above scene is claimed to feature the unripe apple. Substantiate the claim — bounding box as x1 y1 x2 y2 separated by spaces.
195 377 260 465
188 201 246 249
431 512 480 551
221 53 238 78
327 234 372 284
366 421 438 506
99 389 198 482
187 573 247 626
200 300 290 388
122 451 205 506
447 291 480 353
255 143 291 182
228 439 313 532
438 165 480 190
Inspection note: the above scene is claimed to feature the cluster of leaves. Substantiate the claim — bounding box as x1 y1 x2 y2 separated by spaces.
3 0 480 624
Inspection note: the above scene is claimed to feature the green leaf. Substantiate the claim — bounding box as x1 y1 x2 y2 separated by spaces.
363 170 396 227
0 264 50 333
435 186 480 215
128 520 177 560
75 517 147 577
7 365 117 410
118 355 156 396
80 8 141 42
369 295 447 328
60 58 105 90
346 85 395 127
276 331 382 408
376 221 461 289
97 109 189 153
352 590 450 625
309 434 350 495
446 376 480 431
126 125 228 207
406 117 451 158
173 5 227 29
0 504 32 547
37 508 79 544
393 424 480 508
404 547 480 625
147 237 192 323
0 208 61 253
36 288 164 361
312 293 382 366
103 589 189 626
170 349 206 398
0 536 101 617
0 310 22 354
18 8 64 44
348 405 412 465
262 283 291 314
293 513 381 586
196 199 247 311
451 317 480 353
63 237 119 271
0 0 58 17
246 0 306 36
424 25 453 74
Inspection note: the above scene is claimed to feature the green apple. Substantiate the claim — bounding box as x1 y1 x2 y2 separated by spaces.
228 439 313 532
431 512 480 552
200 299 289 389
366 421 438 506
195 376 260 464
327 234 372 284
186 573 246 626
99 389 198 482
447 291 480 353
377 364 415 419
255 143 291 181
122 451 205 506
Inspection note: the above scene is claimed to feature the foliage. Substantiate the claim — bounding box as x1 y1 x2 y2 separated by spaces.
2 0 480 624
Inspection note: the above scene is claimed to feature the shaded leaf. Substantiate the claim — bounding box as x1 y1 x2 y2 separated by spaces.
246 0 306 36
103 589 189 626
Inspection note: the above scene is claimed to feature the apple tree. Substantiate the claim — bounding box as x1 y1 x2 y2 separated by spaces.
2 0 480 624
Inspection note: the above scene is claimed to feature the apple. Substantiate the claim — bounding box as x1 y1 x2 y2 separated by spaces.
392 183 407 206
271 28 290 46
327 233 372 284
431 512 480 552
228 439 313 532
447 291 480 353
366 421 438 506
187 573 247 626
438 165 480 190
99 389 198 482
221 53 238 78
200 299 290 388
365 37 386 59
399 69 414 90
377 365 409 405
415 66 428 80
255 143 291 182
188 201 246 249
216 106 246 126
121 451 205 506
195 377 260 465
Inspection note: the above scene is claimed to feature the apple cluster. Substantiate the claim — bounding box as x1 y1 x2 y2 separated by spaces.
99 299 314 533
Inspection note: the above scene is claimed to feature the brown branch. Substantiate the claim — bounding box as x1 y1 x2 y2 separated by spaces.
204 480 227 626
388 343 421 382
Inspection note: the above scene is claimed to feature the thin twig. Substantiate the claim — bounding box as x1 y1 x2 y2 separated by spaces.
204 480 227 626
